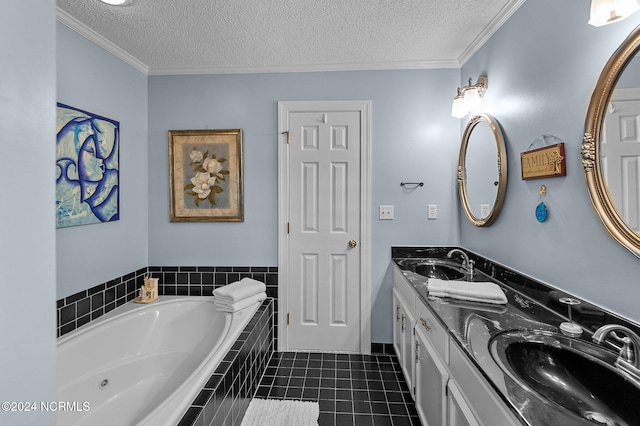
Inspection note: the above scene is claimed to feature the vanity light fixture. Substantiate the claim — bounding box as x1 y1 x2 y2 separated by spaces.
451 75 488 118
589 0 640 27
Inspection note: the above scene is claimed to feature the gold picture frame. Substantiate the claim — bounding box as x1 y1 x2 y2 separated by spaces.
457 114 507 227
169 129 243 222
583 26 640 256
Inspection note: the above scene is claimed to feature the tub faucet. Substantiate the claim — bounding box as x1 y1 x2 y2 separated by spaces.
447 249 474 279
593 324 640 385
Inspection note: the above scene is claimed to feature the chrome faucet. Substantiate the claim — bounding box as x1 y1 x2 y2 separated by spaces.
593 324 640 385
447 249 474 279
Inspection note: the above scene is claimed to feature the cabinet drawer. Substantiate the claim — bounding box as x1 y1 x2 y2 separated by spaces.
449 341 520 426
393 264 415 314
415 298 448 364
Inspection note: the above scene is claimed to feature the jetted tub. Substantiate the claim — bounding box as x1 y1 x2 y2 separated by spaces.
57 296 260 426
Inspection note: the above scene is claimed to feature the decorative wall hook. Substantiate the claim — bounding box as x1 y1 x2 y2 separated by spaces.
536 185 548 223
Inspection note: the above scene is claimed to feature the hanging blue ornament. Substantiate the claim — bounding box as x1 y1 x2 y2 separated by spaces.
536 201 548 223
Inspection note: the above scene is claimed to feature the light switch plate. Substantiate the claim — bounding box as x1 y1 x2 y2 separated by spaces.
379 205 394 220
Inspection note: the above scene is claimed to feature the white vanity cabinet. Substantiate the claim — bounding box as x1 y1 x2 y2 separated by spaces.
448 339 519 426
392 289 403 359
414 296 475 426
415 321 448 426
393 265 520 426
446 380 480 426
392 288 416 398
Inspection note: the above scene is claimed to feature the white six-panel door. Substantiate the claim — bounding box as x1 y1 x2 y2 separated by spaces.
602 88 640 231
278 101 371 353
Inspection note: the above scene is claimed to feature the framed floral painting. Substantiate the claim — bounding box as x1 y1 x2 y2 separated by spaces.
168 129 243 222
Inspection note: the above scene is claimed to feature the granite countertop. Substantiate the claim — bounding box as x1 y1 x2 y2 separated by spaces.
391 246 635 426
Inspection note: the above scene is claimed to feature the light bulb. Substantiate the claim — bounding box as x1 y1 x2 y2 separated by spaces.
451 96 467 118
100 0 127 5
463 87 482 112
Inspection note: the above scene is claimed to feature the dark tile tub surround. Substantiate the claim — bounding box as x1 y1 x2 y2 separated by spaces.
56 267 147 337
178 299 275 426
391 245 640 342
148 266 278 299
57 266 278 338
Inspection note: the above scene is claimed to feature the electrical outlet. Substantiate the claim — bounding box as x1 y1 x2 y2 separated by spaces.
427 204 437 220
379 205 394 220
480 204 491 218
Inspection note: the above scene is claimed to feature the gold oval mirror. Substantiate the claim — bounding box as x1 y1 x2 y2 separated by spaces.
583 26 640 256
458 113 508 227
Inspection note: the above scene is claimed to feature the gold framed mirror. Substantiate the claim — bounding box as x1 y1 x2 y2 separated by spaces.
458 113 508 227
583 26 640 256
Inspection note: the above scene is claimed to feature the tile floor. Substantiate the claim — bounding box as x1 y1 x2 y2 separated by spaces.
253 352 421 426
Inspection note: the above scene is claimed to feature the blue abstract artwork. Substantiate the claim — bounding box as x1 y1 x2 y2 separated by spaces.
56 103 119 228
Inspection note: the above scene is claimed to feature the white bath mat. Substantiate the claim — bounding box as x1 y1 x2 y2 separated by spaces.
241 398 319 426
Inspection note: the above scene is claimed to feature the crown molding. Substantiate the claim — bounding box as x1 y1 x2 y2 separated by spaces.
458 0 525 66
147 59 461 76
56 7 149 75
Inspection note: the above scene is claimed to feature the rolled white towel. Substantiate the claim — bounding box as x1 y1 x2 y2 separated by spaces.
215 292 266 312
428 278 507 305
213 278 266 303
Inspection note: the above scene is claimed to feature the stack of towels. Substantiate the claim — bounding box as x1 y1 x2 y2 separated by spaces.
427 278 507 305
213 277 267 312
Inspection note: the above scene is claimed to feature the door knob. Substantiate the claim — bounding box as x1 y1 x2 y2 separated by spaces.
348 239 357 248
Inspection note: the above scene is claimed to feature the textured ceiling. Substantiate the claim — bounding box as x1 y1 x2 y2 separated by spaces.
56 0 524 75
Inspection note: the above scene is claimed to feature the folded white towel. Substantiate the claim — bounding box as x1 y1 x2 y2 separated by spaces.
427 279 507 305
213 278 267 303
215 292 267 312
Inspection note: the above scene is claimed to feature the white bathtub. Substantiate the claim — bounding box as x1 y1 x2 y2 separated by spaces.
57 296 260 426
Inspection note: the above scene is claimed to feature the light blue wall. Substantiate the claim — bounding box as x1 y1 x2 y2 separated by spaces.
56 23 149 298
460 0 640 324
0 1 56 424
148 70 461 342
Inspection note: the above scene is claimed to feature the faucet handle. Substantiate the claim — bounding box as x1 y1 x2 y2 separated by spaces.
611 332 635 363
467 259 475 278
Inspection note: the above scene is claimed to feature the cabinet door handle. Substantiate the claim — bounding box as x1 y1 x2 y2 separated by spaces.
401 314 406 331
420 317 430 331
415 341 421 363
